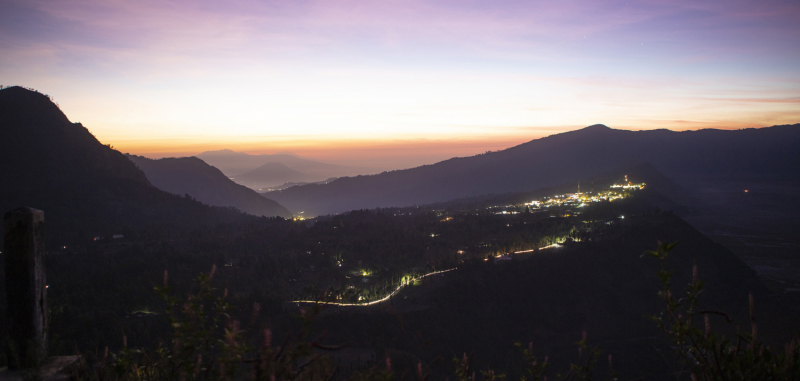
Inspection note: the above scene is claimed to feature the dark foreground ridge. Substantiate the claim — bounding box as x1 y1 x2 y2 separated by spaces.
315 212 792 379
5 190 796 380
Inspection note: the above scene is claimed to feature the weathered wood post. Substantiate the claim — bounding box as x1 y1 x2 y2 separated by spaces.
3 207 47 370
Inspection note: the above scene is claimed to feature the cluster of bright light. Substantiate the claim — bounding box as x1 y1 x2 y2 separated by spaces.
610 183 646 190
539 243 563 250
511 177 646 213
488 240 570 262
495 210 521 215
290 268 456 307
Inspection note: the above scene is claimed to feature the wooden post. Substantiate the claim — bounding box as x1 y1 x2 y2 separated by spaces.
3 207 47 370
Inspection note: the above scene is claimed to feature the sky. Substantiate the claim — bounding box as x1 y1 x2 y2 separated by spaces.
1 0 799 169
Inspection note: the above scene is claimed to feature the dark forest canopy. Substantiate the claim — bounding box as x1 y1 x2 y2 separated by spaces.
0 190 794 379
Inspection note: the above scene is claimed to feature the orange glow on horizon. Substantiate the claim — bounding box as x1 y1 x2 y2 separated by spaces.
2 0 798 167
109 119 766 170
112 135 541 169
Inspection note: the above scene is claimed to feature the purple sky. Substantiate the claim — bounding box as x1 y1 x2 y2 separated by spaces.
1 0 799 169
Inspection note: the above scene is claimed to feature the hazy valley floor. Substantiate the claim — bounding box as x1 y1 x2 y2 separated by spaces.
681 177 800 315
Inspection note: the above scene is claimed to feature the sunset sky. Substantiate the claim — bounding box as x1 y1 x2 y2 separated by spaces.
2 0 799 169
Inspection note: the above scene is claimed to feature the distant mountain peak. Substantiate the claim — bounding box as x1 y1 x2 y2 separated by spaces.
273 151 301 157
196 149 376 179
582 124 611 131
198 149 241 156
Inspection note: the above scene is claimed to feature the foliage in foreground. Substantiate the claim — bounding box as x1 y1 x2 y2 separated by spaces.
49 243 800 380
645 242 800 380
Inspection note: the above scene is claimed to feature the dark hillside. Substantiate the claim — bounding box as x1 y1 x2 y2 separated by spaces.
315 212 794 380
127 155 292 218
0 86 253 245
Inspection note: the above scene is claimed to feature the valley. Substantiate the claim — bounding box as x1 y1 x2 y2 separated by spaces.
289 177 648 306
4 0 800 378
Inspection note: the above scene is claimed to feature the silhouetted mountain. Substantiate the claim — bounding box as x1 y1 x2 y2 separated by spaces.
0 86 257 245
266 124 800 216
230 162 316 190
126 155 292 218
196 149 375 178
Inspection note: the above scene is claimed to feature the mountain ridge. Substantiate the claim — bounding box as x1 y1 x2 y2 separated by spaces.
266 123 800 216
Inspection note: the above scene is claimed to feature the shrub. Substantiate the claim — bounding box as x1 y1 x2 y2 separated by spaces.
644 242 800 380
